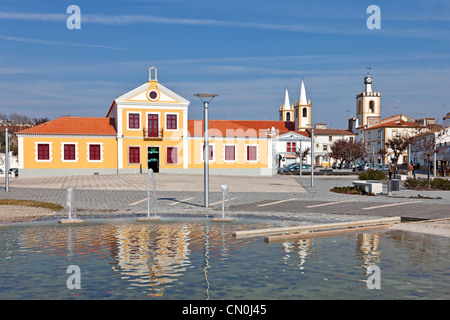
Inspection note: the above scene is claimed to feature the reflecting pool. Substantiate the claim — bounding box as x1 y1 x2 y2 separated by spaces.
0 218 448 299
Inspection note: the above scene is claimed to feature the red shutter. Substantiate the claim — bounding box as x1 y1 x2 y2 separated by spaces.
64 144 76 160
89 144 101 160
167 147 177 164
225 146 235 161
129 147 140 163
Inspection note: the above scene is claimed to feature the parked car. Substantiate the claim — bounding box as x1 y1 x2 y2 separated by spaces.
358 163 375 171
376 164 388 171
8 168 18 177
278 163 297 174
0 168 3 175
290 164 312 175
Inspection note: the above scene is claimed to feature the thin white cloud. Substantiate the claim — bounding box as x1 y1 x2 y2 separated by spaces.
0 11 449 41
0 35 127 51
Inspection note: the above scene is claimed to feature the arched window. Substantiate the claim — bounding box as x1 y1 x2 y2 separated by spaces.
286 112 291 121
358 101 362 114
302 108 307 117
369 100 375 113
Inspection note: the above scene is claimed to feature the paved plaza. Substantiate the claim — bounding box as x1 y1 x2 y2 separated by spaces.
0 173 449 224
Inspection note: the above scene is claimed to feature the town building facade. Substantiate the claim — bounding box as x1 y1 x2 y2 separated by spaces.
17 68 296 177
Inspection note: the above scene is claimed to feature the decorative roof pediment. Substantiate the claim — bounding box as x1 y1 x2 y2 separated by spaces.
278 131 311 141
114 67 190 107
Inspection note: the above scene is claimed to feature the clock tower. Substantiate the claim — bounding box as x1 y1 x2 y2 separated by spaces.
355 73 380 128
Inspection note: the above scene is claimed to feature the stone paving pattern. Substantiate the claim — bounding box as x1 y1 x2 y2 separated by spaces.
0 173 449 224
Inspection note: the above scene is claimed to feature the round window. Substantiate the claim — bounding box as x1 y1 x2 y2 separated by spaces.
148 90 158 101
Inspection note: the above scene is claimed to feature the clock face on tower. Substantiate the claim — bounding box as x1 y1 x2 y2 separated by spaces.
365 76 372 84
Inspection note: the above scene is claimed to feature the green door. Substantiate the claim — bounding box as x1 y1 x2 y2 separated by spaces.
148 147 159 173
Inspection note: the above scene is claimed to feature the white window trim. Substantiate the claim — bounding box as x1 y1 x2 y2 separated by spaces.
245 144 259 162
166 146 179 165
87 143 104 162
61 142 78 162
126 111 141 131
165 112 179 131
35 142 52 162
146 111 161 134
223 144 237 163
201 143 215 163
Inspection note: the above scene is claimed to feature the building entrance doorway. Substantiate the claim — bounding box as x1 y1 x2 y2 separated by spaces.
148 147 159 173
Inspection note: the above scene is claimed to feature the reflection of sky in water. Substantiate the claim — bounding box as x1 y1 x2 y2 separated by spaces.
0 219 448 300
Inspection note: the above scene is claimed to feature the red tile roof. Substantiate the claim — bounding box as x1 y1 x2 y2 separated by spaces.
17 117 117 136
310 128 356 135
367 119 424 130
188 120 296 137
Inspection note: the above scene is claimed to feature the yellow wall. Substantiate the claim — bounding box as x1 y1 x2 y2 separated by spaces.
120 106 185 170
188 138 268 169
121 138 185 170
22 136 117 169
121 107 184 139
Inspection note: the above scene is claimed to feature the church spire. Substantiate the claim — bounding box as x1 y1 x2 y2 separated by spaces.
283 87 291 110
299 79 307 105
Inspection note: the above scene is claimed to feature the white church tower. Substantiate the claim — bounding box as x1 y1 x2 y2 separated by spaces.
294 79 312 130
279 88 293 121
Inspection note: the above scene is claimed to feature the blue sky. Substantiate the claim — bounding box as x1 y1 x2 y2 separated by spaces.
1 0 450 129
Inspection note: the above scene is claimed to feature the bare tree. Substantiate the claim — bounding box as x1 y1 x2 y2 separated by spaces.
330 138 365 168
410 128 449 187
329 139 346 167
385 136 410 178
294 146 310 164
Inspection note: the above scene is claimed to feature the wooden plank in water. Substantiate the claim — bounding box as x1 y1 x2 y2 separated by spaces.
264 224 393 243
232 217 401 239
212 217 235 222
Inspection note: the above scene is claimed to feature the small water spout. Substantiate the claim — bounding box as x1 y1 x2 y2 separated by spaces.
212 184 234 222
138 169 159 222
59 188 83 224
220 184 228 220
67 187 73 220
147 168 158 219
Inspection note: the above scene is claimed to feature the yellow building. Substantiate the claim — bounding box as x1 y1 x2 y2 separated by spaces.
17 67 294 177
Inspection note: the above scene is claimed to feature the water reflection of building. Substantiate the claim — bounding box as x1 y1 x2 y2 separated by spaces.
108 222 260 298
281 239 313 271
110 223 191 297
356 233 381 275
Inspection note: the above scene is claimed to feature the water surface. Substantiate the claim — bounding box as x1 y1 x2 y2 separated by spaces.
0 219 448 299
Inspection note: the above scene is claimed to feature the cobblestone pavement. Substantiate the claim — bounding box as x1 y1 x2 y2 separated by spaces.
1 173 307 192
0 173 449 227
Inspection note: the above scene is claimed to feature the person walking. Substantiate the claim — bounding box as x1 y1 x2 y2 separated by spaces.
413 162 416 178
407 161 414 178
388 162 393 180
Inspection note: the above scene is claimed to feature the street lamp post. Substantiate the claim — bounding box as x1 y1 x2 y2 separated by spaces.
5 127 9 192
194 93 218 208
299 141 302 178
307 124 314 187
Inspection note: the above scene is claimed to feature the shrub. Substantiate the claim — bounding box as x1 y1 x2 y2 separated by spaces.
404 178 450 190
430 178 450 190
330 186 375 196
358 169 387 181
404 177 419 189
